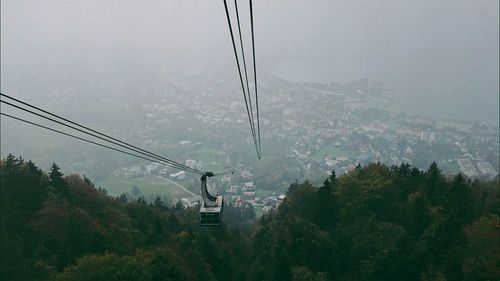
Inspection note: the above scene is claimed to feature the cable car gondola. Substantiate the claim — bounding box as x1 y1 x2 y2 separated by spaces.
199 172 224 226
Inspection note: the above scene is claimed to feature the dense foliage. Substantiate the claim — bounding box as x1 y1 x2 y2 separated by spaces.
1 155 498 280
251 164 499 281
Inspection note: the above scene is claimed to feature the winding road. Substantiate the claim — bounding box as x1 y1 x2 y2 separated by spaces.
152 175 196 198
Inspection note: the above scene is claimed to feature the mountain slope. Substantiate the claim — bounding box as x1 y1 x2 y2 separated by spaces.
1 155 498 281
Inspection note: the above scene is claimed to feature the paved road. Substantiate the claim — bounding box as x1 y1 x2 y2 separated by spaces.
153 175 196 198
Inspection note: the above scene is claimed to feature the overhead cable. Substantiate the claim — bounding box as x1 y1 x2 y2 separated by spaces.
222 0 260 158
0 95 203 175
0 113 191 171
1 100 201 175
234 0 255 135
0 94 201 174
249 0 261 158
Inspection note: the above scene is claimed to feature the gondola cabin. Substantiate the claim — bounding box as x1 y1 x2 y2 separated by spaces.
199 172 224 226
200 195 224 226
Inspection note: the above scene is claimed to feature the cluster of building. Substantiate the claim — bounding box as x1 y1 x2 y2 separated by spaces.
265 80 499 180
117 74 498 208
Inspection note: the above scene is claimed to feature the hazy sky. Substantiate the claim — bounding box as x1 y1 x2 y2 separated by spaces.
1 0 499 125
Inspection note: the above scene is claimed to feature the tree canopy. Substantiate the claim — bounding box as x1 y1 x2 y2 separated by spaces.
1 155 498 281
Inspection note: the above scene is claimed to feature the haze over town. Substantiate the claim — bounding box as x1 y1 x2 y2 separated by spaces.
2 0 498 124
1 2 499 280
1 0 499 204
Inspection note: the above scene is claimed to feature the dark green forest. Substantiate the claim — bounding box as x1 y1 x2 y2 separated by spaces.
1 155 498 281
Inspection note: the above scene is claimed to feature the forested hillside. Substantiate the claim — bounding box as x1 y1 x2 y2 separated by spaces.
1 155 498 281
250 164 498 281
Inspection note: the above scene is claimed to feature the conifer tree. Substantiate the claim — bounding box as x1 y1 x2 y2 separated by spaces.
426 162 441 201
317 170 338 230
154 196 168 211
49 163 69 197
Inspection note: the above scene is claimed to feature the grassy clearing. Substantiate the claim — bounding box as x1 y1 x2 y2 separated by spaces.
313 146 354 159
196 148 220 163
254 205 264 218
201 163 226 173
97 175 193 205
439 161 460 175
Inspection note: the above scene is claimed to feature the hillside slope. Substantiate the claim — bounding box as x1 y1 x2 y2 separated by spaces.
1 155 498 281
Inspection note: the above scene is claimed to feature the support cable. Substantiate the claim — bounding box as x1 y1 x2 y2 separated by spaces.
0 113 192 171
0 93 200 174
234 0 255 134
249 0 261 158
0 97 202 175
222 0 260 157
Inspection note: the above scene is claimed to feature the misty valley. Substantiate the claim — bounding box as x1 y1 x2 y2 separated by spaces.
1 0 499 280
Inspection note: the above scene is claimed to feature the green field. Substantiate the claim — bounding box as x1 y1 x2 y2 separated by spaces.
256 189 280 198
313 146 354 159
196 148 219 163
201 163 227 173
97 175 195 205
439 161 460 175
253 205 264 218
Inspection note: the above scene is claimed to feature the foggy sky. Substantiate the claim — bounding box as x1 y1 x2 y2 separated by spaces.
1 0 499 125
